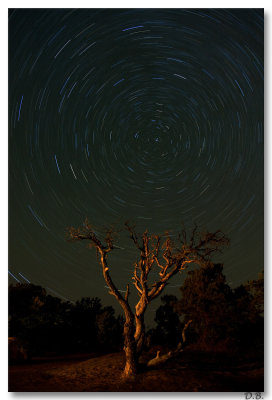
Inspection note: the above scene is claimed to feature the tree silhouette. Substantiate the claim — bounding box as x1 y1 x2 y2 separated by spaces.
9 284 124 358
244 270 264 316
232 271 264 350
150 295 181 348
175 264 264 352
96 306 124 351
175 263 234 350
68 219 229 378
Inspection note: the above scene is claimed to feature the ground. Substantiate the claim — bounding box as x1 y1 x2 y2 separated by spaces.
9 350 264 392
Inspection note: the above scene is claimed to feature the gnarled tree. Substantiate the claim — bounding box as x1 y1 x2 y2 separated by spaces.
68 220 228 378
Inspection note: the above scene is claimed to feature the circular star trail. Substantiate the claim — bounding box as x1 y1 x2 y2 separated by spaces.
9 9 263 304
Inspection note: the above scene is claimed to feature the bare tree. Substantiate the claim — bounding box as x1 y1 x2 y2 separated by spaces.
68 219 229 378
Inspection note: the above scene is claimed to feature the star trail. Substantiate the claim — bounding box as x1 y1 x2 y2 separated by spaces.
9 9 263 312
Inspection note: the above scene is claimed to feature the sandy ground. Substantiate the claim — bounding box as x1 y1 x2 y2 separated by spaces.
9 350 264 392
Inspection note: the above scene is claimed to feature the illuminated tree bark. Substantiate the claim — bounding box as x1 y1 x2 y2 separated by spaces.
68 220 228 378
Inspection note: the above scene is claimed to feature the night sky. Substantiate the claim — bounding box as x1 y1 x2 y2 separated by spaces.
9 8 264 321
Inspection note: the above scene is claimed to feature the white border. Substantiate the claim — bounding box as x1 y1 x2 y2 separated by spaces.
2 3 268 400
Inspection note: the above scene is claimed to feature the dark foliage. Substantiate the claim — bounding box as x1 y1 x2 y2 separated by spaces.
8 284 124 358
147 295 181 348
149 264 264 354
175 263 264 352
9 265 264 360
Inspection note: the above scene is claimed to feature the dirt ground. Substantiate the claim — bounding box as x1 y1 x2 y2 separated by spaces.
9 350 264 392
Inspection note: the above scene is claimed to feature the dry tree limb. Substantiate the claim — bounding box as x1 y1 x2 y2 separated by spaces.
68 220 229 377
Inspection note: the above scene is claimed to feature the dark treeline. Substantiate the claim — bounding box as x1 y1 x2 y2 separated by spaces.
148 263 264 355
9 263 264 362
9 285 124 359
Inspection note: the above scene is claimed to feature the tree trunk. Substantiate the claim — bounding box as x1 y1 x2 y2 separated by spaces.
123 343 138 378
134 314 145 355
122 318 138 378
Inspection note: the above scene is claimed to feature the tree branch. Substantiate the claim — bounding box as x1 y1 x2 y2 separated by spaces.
68 221 134 319
125 284 130 302
125 222 144 251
